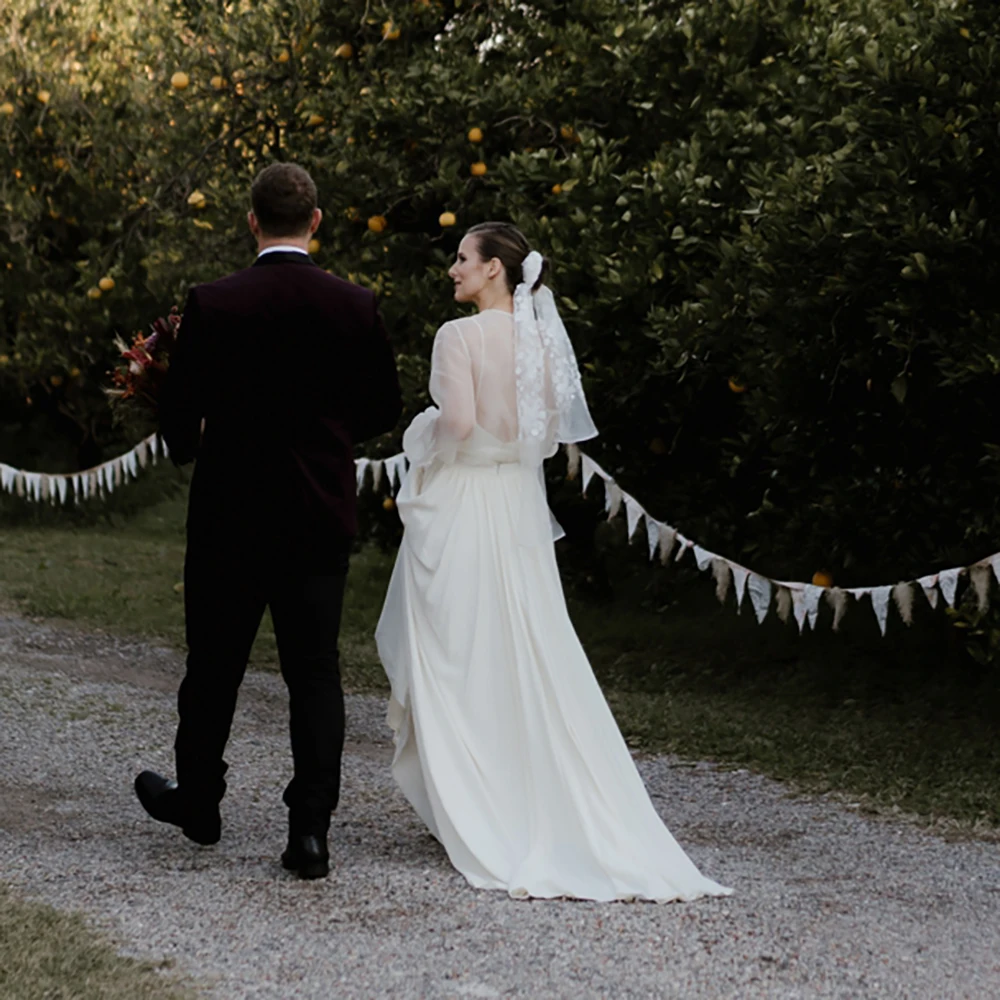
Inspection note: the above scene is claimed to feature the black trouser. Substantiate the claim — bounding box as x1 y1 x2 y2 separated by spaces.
174 545 349 835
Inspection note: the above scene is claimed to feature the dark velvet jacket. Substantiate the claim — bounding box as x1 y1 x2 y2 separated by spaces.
159 251 403 568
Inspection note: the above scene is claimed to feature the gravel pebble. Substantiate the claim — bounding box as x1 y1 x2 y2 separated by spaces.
1 613 998 999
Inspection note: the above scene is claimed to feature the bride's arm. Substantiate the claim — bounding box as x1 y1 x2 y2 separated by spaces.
402 322 475 470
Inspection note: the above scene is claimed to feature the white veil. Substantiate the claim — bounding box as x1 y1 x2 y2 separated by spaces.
513 250 598 544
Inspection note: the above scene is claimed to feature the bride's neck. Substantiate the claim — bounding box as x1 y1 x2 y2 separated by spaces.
474 287 514 314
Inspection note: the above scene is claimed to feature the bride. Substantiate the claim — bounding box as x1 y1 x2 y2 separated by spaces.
375 222 731 903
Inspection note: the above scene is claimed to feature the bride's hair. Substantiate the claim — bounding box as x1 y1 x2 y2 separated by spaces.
466 222 549 294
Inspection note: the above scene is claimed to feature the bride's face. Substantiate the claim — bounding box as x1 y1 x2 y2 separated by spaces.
448 236 501 303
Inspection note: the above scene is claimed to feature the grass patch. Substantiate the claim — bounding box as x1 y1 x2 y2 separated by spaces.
0 885 195 1000
1 486 998 831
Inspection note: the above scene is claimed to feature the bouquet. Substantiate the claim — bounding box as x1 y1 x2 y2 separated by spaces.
106 307 181 418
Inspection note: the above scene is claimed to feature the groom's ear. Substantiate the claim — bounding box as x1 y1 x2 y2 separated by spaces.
310 208 322 234
247 211 260 238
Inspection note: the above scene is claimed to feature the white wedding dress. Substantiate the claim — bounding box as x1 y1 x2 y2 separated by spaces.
375 309 731 903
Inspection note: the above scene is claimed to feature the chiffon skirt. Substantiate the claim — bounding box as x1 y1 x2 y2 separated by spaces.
375 457 731 902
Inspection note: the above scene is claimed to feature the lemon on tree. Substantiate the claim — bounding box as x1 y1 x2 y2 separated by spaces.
98 276 115 291
439 211 456 227
188 190 207 209
307 239 321 254
0 102 14 115
368 215 387 233
470 162 487 177
467 127 483 143
334 43 353 59
170 71 190 90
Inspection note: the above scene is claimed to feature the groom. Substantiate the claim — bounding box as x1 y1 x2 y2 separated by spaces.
135 163 402 878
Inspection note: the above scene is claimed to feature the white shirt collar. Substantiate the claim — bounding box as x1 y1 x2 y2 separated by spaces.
256 244 310 258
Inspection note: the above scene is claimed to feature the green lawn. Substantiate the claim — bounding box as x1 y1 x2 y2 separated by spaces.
0 886 194 1000
2 484 998 834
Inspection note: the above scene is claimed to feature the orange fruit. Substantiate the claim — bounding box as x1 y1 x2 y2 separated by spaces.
383 21 400 40
306 113 325 127
551 183 562 195
438 211 456 227
812 571 834 588
276 49 290 63
470 162 487 177
467 127 483 143
170 71 190 90
382 496 396 511
727 377 747 393
86 287 102 300
187 190 207 209
334 43 354 59
50 375 64 387
210 75 226 90
367 215 387 233
0 102 14 115
98 276 115 291
37 90 51 104
307 239 321 254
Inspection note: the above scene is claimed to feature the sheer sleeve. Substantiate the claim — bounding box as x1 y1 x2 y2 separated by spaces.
402 322 476 469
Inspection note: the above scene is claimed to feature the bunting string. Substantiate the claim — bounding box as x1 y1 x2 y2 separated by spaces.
0 432 167 505
4 435 997 634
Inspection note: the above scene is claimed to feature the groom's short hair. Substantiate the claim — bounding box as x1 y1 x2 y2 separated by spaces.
251 163 318 237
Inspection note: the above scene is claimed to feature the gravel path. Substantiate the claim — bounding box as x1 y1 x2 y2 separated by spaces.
1 612 998 999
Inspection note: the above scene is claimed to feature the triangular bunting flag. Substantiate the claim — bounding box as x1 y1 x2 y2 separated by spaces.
565 443 581 481
803 584 825 630
747 573 771 623
580 455 603 495
624 494 644 540
938 567 962 608
870 585 892 636
604 481 623 520
692 544 714 572
730 565 749 611
917 574 939 610
355 458 370 491
645 518 661 561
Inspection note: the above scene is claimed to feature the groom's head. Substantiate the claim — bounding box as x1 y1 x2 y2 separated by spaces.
248 163 321 246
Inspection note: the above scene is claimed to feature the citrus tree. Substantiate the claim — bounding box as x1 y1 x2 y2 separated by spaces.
2 0 999 592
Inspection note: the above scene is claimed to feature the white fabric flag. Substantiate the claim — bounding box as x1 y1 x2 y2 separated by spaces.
623 494 644 540
126 449 139 479
692 544 714 572
938 567 962 608
803 584 825 630
604 481 623 519
370 460 384 492
160 437 169 459
730 564 749 611
136 439 149 468
149 435 160 460
790 588 808 632
917 573 939 610
991 554 1000 587
56 476 68 504
25 472 41 501
0 464 14 492
747 573 771 623
580 454 605 494
645 517 661 561
355 458 370 491
870 585 893 636
674 535 691 563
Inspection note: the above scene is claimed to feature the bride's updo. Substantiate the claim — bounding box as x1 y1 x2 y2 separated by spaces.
465 222 549 294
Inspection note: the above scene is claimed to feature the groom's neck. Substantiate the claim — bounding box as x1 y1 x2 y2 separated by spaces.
257 233 310 253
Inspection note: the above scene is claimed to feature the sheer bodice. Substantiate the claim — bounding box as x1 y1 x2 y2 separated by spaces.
403 311 550 469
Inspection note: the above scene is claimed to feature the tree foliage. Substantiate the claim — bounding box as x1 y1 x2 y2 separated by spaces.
2 0 999 586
